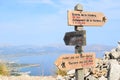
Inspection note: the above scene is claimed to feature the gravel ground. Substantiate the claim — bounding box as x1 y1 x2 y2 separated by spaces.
0 75 56 80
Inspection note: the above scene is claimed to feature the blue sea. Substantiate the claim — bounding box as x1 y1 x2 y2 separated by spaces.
8 52 104 76
5 47 108 76
9 53 63 76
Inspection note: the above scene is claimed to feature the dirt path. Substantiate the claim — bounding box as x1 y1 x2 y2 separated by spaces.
0 75 56 80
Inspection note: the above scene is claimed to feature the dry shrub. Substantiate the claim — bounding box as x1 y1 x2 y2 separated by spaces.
56 68 67 76
0 63 9 76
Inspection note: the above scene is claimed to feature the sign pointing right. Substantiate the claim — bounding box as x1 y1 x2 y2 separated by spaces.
68 11 107 26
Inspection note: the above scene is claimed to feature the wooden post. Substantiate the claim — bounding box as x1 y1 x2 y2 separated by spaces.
74 4 84 80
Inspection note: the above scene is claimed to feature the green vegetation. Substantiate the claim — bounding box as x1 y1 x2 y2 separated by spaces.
56 68 67 76
6 62 39 76
0 63 9 76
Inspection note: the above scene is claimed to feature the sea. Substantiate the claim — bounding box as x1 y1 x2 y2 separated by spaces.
8 53 62 76
3 45 111 76
8 51 105 76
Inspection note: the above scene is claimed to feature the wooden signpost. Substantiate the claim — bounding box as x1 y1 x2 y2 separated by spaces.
55 53 95 70
55 3 107 80
68 11 107 26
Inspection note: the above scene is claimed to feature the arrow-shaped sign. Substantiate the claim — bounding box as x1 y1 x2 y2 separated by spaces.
55 53 95 70
68 10 107 26
64 31 86 46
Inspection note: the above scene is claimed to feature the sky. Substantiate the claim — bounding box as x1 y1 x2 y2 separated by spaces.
0 0 120 46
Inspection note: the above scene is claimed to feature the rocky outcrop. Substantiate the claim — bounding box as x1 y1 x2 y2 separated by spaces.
104 42 120 60
108 60 120 80
84 42 120 80
58 42 120 80
57 42 120 80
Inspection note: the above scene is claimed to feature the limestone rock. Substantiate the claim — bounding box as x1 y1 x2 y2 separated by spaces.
108 60 120 80
98 76 107 80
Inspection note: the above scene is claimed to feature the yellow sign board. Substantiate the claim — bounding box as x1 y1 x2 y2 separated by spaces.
68 11 107 26
55 53 96 70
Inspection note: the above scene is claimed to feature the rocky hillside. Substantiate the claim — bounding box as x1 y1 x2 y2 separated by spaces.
84 42 120 80
56 42 120 80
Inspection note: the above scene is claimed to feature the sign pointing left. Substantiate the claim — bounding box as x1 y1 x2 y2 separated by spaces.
55 53 95 70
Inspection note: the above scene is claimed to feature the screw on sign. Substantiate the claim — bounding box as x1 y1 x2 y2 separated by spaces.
64 30 86 46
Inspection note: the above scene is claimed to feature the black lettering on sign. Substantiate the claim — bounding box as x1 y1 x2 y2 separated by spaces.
88 60 93 62
76 56 79 59
69 62 78 65
81 14 84 16
86 19 89 22
93 20 101 22
72 19 85 21
88 14 96 17
70 57 74 59
79 61 83 64
63 57 69 60
72 13 80 16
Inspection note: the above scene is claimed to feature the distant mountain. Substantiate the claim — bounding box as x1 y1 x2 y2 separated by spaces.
0 44 115 59
84 44 115 57
0 45 74 54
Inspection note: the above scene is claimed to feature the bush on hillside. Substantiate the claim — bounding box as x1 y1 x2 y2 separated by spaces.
0 63 9 76
56 68 67 76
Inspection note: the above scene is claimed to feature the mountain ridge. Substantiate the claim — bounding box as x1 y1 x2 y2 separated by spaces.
0 44 115 59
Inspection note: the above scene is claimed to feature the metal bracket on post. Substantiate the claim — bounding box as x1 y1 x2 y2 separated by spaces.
74 26 83 31
75 45 83 54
